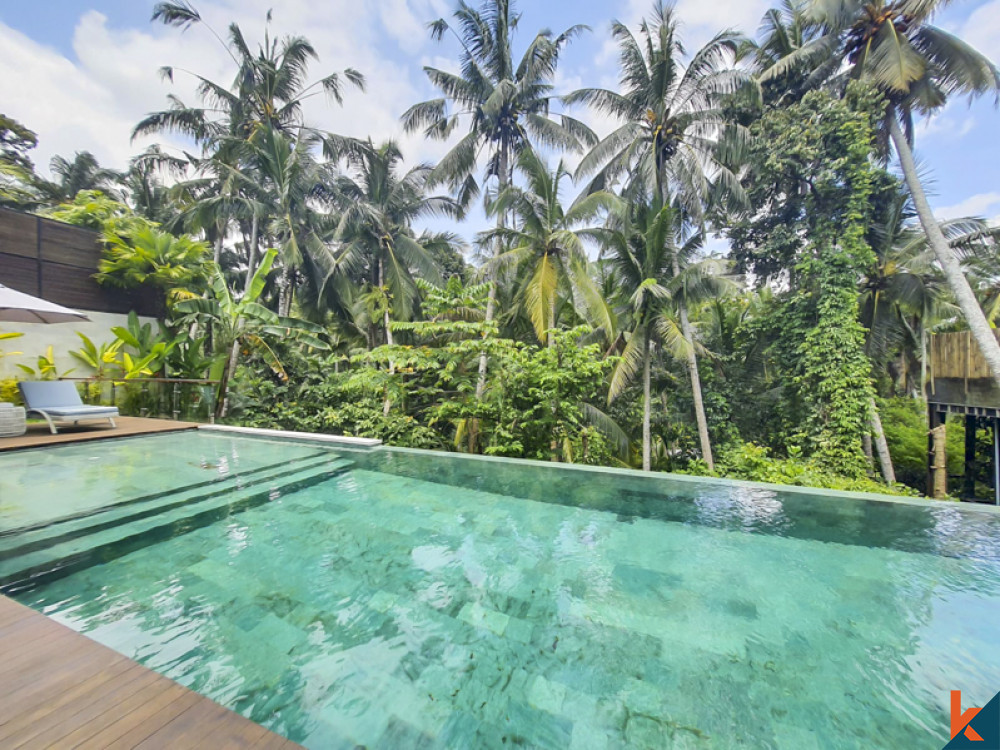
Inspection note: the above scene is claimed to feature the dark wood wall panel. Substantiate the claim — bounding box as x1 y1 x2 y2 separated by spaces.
0 208 164 318
39 220 102 268
0 253 40 295
0 208 39 258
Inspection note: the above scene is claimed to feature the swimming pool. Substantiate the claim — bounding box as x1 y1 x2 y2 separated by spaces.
2 430 998 748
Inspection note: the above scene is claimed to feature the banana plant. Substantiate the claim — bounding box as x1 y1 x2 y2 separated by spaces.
174 248 330 417
167 334 215 380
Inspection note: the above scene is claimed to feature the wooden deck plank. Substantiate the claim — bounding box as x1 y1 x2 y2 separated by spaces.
98 691 204 750
0 651 135 724
9 670 165 749
0 659 140 737
0 596 302 749
251 733 298 750
79 685 200 750
36 672 186 748
0 416 198 452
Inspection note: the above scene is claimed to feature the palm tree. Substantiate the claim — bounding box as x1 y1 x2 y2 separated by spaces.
143 3 365 146
332 140 462 348
137 3 366 296
401 0 594 396
760 0 1000 389
479 148 614 347
96 225 213 306
567 1 750 469
604 197 733 470
119 146 188 223
740 0 818 104
37 152 121 203
244 127 342 317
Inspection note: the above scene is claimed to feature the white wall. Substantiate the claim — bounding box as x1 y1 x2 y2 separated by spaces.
0 310 158 378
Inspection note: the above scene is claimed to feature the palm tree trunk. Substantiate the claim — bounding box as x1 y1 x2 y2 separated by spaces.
213 233 223 266
869 396 895 484
279 265 293 317
889 115 1000 390
642 327 651 472
380 257 394 417
548 296 556 348
678 299 714 470
920 325 928 401
476 141 510 400
243 213 259 293
670 249 714 471
215 340 238 421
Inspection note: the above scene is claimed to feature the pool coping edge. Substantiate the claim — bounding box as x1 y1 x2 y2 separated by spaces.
198 424 382 447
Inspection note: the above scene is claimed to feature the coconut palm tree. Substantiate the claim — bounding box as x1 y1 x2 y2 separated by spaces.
401 0 594 396
567 1 750 469
760 0 1000 388
740 0 819 104
37 152 121 204
604 197 734 470
332 140 462 347
119 146 188 223
478 149 614 348
137 3 366 295
143 3 364 147
244 127 340 317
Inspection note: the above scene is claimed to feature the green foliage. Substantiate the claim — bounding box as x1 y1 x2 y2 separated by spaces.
0 378 21 405
880 398 964 492
730 85 886 477
98 226 212 302
69 333 123 379
44 190 146 233
45 191 210 305
0 114 42 209
692 441 918 496
0 330 23 362
236 321 618 466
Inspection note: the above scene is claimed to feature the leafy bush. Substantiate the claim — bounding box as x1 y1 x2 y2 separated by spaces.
683 440 918 496
880 398 963 492
0 378 21 405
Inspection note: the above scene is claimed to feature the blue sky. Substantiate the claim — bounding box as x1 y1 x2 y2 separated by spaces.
1 0 998 243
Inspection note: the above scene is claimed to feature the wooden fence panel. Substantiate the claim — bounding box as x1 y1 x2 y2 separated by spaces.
0 208 163 317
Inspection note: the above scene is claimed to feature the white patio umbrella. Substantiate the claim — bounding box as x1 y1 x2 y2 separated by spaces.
0 283 90 324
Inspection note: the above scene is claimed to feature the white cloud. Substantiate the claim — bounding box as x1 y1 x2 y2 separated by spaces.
618 0 770 49
959 0 1000 57
915 102 977 141
936 191 1000 224
0 0 449 178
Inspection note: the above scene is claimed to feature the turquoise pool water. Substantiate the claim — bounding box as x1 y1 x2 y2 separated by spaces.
2 431 999 748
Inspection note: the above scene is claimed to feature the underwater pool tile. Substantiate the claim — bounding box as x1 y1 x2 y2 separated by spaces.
2 432 999 748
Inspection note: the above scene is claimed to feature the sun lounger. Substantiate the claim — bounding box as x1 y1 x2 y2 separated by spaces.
18 381 119 434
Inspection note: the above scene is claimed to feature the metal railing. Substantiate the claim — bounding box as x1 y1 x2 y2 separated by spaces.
59 377 220 422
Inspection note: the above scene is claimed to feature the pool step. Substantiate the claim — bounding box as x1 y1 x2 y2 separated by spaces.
0 457 353 592
0 454 351 562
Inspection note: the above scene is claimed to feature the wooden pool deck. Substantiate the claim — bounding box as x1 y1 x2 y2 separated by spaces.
0 416 198 452
0 595 300 749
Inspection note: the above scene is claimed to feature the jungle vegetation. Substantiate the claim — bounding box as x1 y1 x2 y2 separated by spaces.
2 0 999 497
